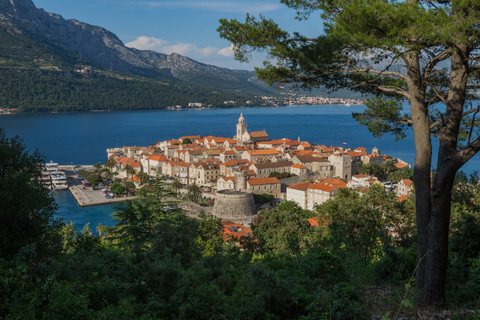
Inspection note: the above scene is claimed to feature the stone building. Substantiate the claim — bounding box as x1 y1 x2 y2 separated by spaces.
234 113 269 146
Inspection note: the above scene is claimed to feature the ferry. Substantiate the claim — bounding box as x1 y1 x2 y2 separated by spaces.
51 171 68 190
45 161 59 171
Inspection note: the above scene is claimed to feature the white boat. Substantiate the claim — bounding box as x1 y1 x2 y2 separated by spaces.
51 171 68 190
45 161 59 171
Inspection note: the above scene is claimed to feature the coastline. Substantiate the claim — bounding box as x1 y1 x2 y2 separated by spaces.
0 102 365 115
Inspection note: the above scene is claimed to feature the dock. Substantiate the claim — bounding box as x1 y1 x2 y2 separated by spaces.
59 165 136 207
69 185 135 207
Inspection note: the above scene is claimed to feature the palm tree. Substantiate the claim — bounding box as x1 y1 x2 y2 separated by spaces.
104 158 116 173
94 162 102 172
123 163 134 180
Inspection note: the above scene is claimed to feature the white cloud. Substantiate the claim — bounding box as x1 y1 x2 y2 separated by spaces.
126 36 220 57
133 1 282 13
125 36 167 51
126 36 266 70
218 43 235 57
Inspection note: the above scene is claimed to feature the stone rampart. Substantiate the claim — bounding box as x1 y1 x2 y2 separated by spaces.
212 190 256 220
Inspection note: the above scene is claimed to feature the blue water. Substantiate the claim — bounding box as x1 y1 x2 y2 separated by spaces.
1 105 479 230
53 190 118 231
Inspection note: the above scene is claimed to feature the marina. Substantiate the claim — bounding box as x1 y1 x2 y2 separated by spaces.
56 165 136 207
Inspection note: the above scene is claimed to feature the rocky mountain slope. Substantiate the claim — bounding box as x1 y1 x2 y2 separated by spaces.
0 0 272 94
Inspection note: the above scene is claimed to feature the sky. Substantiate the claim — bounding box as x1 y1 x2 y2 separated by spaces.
32 0 323 71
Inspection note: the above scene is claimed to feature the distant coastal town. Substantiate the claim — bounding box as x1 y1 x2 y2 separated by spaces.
87 113 412 222
1 93 363 114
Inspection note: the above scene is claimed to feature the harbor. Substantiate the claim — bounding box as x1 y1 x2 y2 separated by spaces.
57 165 137 207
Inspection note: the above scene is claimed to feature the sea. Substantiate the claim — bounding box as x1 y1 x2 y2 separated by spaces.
1 104 479 231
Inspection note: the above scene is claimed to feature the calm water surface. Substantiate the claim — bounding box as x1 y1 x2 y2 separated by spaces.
1 105 479 230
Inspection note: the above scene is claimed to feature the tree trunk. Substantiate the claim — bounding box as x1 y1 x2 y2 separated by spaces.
417 42 469 307
403 51 433 303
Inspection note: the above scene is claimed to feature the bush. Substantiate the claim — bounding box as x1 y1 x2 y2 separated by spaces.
254 193 274 205
449 214 480 281
375 244 417 283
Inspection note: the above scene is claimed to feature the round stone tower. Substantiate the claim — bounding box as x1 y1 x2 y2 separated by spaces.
212 190 256 220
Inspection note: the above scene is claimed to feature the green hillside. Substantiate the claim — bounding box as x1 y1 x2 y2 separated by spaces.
0 67 260 112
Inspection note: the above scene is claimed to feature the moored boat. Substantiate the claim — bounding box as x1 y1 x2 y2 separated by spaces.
51 171 68 190
45 161 59 172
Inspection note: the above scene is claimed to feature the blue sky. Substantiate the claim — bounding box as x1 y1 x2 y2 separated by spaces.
32 0 323 70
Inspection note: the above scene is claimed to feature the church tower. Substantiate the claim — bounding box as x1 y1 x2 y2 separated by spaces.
236 112 247 143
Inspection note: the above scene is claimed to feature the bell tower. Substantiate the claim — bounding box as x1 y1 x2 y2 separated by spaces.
236 112 247 140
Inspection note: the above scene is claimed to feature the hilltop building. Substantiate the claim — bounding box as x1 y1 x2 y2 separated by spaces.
235 113 269 146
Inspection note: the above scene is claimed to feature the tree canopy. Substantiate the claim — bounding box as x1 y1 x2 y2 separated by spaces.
0 128 61 259
218 0 480 307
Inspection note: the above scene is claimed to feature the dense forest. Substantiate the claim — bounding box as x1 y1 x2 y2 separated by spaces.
2 129 480 319
0 67 261 113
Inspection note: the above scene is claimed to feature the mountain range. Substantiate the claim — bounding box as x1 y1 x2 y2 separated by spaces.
0 0 273 94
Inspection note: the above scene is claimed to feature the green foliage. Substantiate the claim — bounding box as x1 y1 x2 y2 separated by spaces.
358 160 399 181
375 243 417 283
104 158 116 172
187 182 201 203
181 138 192 144
252 208 315 255
197 213 224 256
316 185 415 263
253 193 275 204
468 256 480 291
449 213 480 281
0 128 61 260
353 97 411 141
111 201 157 253
278 200 314 218
79 169 102 186
110 179 125 196
269 171 294 179
0 68 261 113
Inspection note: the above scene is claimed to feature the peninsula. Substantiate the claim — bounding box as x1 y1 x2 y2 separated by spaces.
101 113 412 223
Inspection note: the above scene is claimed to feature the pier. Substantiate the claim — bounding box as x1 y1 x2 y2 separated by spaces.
58 165 136 207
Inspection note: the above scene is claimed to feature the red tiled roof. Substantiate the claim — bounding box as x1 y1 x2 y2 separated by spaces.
221 159 249 166
353 174 372 179
395 162 409 169
246 149 280 156
247 177 280 186
347 151 367 157
249 131 268 138
287 181 312 191
129 161 141 167
291 164 307 169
